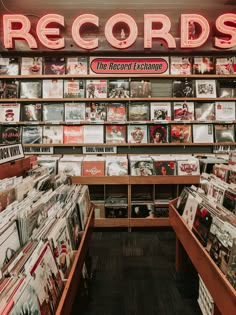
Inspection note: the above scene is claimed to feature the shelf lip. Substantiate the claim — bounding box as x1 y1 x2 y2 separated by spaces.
71 176 130 185
129 218 170 227
94 218 129 227
169 201 236 315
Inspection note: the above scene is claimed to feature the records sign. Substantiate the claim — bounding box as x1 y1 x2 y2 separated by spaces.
23 146 54 155
90 57 169 74
83 146 117 154
0 143 24 164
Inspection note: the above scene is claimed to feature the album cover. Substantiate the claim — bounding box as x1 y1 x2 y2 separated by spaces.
129 156 155 176
42 103 64 122
193 57 215 74
215 101 236 121
107 103 127 122
170 56 192 75
150 102 171 121
1 125 21 145
149 124 168 143
85 102 107 121
43 125 63 144
214 124 235 142
130 80 151 98
216 57 236 75
0 221 20 270
223 188 236 215
63 125 84 143
131 204 154 218
84 125 104 143
195 102 215 121
65 102 86 122
86 79 107 98
0 57 19 75
105 157 128 176
173 102 195 121
58 156 83 176
43 79 63 98
82 158 105 176
128 102 149 121
171 124 192 143
217 79 236 98
105 125 126 144
21 103 42 121
20 80 41 99
177 159 200 175
192 203 213 247
4 79 19 98
172 78 194 97
66 56 88 74
192 124 214 143
64 79 85 98
226 238 236 289
105 206 128 218
22 126 43 144
21 57 43 75
195 80 217 98
44 56 65 75
182 193 200 229
151 79 172 97
108 79 130 98
127 125 148 144
154 160 176 175
0 103 20 122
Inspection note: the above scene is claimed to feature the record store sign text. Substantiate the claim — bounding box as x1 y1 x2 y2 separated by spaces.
90 58 168 74
2 13 236 50
0 144 24 164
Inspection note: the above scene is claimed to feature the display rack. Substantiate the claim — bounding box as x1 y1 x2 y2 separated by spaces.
169 199 236 315
0 155 31 179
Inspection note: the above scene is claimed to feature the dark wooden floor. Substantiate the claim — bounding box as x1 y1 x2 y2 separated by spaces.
73 230 202 315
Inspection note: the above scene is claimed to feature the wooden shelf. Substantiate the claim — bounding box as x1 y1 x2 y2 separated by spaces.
94 218 129 228
71 176 129 185
130 175 200 185
169 200 236 315
0 156 32 179
56 206 95 315
129 218 170 227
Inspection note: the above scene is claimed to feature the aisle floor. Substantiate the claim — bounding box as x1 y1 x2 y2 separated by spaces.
74 230 202 315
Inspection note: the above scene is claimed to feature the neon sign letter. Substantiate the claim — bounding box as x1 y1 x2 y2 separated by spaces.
3 14 37 49
144 14 176 48
104 13 138 49
181 14 210 48
72 14 99 49
36 14 65 49
215 13 236 49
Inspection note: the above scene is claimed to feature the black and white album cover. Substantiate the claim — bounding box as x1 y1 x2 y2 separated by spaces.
64 79 85 98
22 125 43 144
65 102 86 122
66 57 88 74
128 102 149 121
43 103 64 122
195 80 217 98
20 80 42 99
127 125 148 144
44 56 65 75
0 57 19 75
150 102 171 121
4 79 19 98
43 79 63 98
21 103 42 121
172 79 194 97
43 125 63 144
217 79 236 98
108 79 130 98
214 124 235 143
130 80 151 98
215 101 236 121
21 57 43 75
195 102 215 121
192 124 214 143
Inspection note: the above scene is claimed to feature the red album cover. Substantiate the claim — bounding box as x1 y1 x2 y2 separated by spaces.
171 124 192 143
105 125 126 143
82 160 105 176
63 125 84 143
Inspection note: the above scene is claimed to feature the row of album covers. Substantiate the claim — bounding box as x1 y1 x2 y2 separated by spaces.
0 78 235 99
1 101 236 123
35 155 201 177
176 171 236 290
0 56 236 75
0 165 92 314
1 123 236 145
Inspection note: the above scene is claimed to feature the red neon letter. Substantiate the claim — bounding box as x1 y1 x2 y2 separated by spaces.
3 14 37 49
215 13 236 49
36 14 65 49
144 14 176 48
181 14 210 48
72 14 98 50
104 14 138 49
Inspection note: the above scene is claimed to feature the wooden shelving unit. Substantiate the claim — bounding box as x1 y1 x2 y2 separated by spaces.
0 156 32 179
56 206 95 315
169 200 236 315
